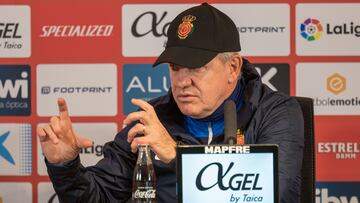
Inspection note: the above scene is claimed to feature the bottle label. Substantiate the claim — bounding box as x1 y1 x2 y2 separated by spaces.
133 187 156 199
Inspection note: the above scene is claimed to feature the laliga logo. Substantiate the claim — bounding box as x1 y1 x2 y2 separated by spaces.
327 73 346 95
300 18 323 41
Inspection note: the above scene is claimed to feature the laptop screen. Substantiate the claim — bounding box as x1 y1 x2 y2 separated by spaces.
176 144 278 203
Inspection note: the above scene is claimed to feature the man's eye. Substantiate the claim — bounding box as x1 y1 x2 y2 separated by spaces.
170 65 180 71
190 66 206 73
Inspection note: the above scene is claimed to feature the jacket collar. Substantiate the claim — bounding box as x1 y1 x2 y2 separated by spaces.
236 58 263 131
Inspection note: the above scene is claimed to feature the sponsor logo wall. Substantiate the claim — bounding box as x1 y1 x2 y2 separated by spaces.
0 124 32 176
122 64 170 114
296 4 360 56
0 182 32 203
0 65 31 116
296 63 360 115
37 63 118 116
122 4 290 57
0 1 359 202
254 63 290 94
316 182 360 203
0 6 31 58
32 2 120 59
37 182 59 203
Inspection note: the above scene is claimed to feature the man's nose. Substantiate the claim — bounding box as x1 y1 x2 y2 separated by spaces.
176 68 192 87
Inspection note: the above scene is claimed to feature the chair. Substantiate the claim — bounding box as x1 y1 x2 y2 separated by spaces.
293 96 315 203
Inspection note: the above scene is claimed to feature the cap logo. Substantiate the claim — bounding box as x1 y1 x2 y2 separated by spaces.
177 15 196 39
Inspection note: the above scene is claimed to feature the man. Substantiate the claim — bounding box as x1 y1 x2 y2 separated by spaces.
38 3 304 203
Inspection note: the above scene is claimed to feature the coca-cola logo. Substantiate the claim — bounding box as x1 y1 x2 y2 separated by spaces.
131 11 171 37
195 162 263 191
134 189 156 199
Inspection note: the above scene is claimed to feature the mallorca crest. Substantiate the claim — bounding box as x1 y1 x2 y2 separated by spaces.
177 15 196 39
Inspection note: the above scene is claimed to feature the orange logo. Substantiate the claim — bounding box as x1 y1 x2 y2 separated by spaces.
236 129 245 145
0 196 3 203
177 15 196 39
327 73 346 95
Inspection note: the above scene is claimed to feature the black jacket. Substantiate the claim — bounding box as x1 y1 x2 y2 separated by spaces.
47 59 304 203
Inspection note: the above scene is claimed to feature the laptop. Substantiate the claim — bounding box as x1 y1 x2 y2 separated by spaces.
176 144 279 203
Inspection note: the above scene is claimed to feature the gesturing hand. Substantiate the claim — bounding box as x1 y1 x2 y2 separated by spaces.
37 98 93 164
123 98 176 164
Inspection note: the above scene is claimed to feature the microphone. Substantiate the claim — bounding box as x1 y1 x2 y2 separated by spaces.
224 100 237 145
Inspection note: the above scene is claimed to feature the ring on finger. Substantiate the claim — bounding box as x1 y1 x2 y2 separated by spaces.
142 125 146 134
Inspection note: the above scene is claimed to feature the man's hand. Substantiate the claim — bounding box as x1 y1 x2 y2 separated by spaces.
37 98 93 164
123 98 176 164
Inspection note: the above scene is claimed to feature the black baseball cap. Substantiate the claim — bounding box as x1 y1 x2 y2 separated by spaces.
153 2 241 68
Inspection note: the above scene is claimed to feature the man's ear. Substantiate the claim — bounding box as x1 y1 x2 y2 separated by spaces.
228 54 242 83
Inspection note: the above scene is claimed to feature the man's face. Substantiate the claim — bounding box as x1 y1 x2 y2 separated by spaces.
169 55 238 119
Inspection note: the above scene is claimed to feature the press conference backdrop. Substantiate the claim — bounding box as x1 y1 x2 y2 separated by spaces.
0 0 359 202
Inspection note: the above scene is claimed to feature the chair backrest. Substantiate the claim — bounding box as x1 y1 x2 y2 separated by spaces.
293 96 315 203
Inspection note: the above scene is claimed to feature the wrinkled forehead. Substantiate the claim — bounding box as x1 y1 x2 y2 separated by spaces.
168 54 221 69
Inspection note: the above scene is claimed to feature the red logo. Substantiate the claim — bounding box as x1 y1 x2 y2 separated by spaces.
236 129 245 145
33 3 119 59
177 15 196 39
